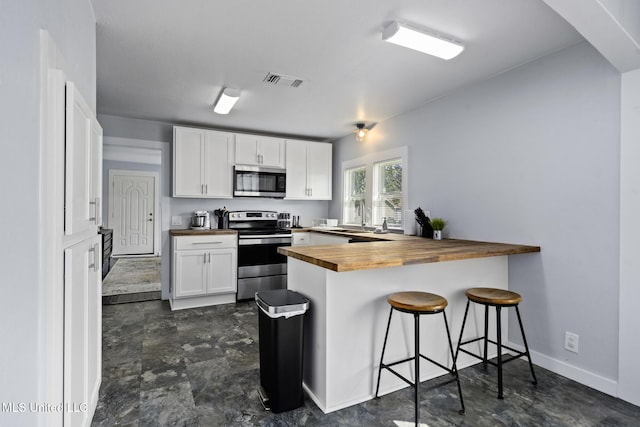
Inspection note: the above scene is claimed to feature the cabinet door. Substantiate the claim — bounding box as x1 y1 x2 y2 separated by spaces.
307 142 332 200
258 136 285 168
64 235 101 427
292 232 310 246
90 117 103 226
208 248 237 294
86 236 102 418
174 127 205 197
203 130 234 198
309 233 350 245
236 134 285 167
235 134 260 165
65 81 94 235
285 141 309 199
173 250 208 298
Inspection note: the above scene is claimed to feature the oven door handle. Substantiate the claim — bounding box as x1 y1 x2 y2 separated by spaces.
238 236 292 245
238 233 293 239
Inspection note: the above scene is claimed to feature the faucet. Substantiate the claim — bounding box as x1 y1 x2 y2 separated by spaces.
360 200 367 230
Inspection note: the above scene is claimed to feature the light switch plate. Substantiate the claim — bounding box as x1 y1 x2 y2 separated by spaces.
171 215 183 226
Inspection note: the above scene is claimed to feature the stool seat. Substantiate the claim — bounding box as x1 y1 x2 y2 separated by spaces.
388 291 448 313
465 287 522 306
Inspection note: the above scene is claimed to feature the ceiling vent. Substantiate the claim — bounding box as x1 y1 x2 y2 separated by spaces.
263 72 303 88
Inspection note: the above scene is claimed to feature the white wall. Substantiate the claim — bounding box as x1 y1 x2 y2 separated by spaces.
0 0 96 425
330 42 621 391
619 69 640 405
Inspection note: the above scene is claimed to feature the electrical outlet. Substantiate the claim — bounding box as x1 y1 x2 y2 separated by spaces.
171 215 183 226
565 332 579 353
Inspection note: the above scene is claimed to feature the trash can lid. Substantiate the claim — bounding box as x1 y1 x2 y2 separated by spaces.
255 289 309 318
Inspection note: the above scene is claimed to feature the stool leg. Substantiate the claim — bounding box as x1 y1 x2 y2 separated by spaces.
483 304 489 367
375 307 394 398
454 300 471 365
414 313 420 427
496 306 504 399
515 305 538 386
442 311 465 415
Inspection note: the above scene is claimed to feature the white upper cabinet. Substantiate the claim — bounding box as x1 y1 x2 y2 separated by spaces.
90 116 103 227
65 81 101 236
235 133 285 168
173 126 234 198
286 140 332 200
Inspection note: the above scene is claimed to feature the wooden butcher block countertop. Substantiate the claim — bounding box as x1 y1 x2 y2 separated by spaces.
278 238 540 272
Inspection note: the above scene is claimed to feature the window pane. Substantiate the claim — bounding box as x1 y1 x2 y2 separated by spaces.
343 166 366 225
373 159 402 227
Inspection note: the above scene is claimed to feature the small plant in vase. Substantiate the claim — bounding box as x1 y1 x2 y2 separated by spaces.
430 218 447 240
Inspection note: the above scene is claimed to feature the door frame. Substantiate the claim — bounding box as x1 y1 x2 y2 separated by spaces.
108 169 161 256
39 30 67 427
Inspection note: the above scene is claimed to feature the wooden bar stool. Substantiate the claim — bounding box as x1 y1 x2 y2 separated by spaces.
375 291 465 426
454 287 537 399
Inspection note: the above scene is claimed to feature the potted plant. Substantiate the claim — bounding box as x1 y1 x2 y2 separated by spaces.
430 218 447 240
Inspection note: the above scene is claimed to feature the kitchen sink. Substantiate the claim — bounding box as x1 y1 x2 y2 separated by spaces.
329 228 371 234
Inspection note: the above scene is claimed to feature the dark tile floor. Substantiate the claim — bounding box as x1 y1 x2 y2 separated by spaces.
92 300 640 426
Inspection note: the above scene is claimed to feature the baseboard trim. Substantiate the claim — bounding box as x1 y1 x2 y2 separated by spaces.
102 291 161 305
507 341 618 397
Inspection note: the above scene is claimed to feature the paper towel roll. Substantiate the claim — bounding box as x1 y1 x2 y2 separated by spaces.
404 209 416 235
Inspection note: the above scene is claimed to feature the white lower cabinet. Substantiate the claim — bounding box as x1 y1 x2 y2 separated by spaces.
309 233 350 245
170 234 237 310
292 232 310 246
294 232 350 246
64 235 101 427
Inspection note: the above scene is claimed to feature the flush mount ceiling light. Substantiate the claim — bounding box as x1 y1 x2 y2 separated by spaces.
213 87 240 114
382 21 464 60
354 123 368 142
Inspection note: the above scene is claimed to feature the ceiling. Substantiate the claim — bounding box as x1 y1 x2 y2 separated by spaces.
91 0 583 141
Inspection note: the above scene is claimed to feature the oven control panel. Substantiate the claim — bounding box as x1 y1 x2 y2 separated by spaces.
228 211 278 221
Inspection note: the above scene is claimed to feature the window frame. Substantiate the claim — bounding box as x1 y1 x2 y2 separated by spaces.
341 146 408 230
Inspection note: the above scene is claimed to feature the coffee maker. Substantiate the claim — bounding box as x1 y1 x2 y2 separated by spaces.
190 210 211 230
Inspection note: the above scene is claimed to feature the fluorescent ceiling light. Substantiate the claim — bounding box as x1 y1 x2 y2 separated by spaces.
213 87 240 114
382 21 464 60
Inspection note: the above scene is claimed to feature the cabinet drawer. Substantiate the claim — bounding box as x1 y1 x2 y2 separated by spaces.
174 235 237 250
292 232 310 245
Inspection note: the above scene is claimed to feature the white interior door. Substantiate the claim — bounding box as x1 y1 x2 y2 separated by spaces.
110 171 156 255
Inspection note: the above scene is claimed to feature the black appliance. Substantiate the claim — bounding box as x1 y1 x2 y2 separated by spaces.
228 210 292 300
233 165 286 198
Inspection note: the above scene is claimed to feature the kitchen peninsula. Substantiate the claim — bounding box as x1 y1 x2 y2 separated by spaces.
278 234 540 413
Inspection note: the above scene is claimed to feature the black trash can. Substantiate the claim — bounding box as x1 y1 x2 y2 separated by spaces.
255 289 310 413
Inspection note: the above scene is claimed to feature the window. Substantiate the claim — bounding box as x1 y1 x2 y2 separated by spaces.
342 147 407 230
373 158 403 227
343 165 366 225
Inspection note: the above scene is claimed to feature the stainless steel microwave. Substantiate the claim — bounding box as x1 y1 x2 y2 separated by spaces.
233 165 286 198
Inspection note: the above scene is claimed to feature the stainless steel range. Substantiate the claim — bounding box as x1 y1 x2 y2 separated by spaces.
228 210 292 300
